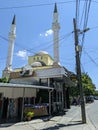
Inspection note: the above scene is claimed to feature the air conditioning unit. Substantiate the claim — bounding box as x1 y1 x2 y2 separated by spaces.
20 69 33 76
20 65 33 76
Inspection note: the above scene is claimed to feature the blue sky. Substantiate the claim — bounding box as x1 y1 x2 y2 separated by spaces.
0 0 98 89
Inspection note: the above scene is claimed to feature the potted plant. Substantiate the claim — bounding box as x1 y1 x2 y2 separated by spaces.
26 111 34 121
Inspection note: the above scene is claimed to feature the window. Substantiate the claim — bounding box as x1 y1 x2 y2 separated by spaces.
37 57 39 60
41 56 43 60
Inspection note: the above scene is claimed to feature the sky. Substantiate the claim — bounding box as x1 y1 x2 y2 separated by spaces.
0 0 98 89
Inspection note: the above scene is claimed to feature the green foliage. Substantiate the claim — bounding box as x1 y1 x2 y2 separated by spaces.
26 111 34 118
0 77 9 83
69 86 79 97
70 73 96 97
93 90 98 96
24 111 34 121
82 73 96 96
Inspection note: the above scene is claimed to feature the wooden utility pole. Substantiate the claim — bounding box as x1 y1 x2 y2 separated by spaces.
73 18 86 123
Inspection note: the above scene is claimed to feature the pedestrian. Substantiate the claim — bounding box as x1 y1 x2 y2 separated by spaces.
72 97 77 106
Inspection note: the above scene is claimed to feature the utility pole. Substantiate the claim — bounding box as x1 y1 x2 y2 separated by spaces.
73 18 86 123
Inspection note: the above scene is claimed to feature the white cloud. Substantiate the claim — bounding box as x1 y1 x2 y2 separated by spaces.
40 29 53 37
39 33 43 36
45 29 53 36
16 50 28 60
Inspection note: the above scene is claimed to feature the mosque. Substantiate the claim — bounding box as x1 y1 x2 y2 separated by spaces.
0 3 75 121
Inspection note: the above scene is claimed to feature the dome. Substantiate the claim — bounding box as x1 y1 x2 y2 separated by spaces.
23 65 32 71
36 51 49 55
31 62 42 67
31 61 46 67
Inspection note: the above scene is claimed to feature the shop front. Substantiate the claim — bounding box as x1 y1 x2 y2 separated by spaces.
0 83 53 121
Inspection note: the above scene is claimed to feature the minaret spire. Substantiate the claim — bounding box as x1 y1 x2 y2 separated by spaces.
3 15 16 77
54 3 57 13
52 3 60 65
12 15 16 25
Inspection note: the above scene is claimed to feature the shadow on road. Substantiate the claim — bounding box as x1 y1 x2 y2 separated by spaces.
0 118 20 128
42 121 83 130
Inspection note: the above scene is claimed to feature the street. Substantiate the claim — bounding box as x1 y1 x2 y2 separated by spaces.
86 100 98 129
0 100 98 130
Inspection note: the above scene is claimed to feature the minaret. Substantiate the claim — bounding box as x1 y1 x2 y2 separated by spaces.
3 15 16 77
52 3 60 65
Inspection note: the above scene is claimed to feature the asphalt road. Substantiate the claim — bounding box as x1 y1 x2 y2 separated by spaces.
0 100 98 130
86 100 98 129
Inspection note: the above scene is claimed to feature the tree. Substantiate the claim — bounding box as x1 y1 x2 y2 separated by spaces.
0 77 9 83
82 73 96 96
70 73 96 97
93 90 98 96
69 86 79 97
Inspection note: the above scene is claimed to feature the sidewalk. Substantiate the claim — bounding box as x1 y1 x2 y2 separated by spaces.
0 105 97 130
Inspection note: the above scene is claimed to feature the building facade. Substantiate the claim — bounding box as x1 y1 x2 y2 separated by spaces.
0 3 75 121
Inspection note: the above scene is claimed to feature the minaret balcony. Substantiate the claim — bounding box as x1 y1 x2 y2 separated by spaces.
52 23 60 30
8 33 16 40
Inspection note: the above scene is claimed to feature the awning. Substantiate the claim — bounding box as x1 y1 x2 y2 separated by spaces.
0 83 54 98
0 83 54 90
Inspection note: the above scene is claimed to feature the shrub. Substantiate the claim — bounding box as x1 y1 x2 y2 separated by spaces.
26 111 34 118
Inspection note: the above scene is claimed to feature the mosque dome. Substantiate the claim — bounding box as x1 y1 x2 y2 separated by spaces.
31 61 46 67
36 51 49 55
23 64 32 70
31 62 42 67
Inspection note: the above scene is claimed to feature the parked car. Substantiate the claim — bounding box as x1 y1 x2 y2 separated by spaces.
85 96 94 103
94 96 98 100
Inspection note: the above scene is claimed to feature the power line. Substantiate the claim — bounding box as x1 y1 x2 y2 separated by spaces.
76 0 80 28
90 25 98 30
79 0 87 27
15 33 73 54
83 49 98 67
0 0 98 10
75 0 92 60
0 34 38 55
0 35 8 42
0 0 97 11
75 0 92 53
80 0 92 50
0 1 75 10
44 32 73 50
31 33 70 51
0 31 73 61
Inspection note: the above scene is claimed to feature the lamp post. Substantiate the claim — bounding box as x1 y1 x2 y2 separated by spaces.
73 18 86 123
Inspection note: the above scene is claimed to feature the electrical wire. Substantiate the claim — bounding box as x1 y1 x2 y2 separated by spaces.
44 32 73 51
89 25 98 30
80 48 98 78
79 0 87 27
82 0 91 35
0 1 75 10
0 0 98 10
31 33 70 51
80 0 92 58
76 0 80 28
15 33 73 54
74 0 92 62
0 0 98 11
0 31 73 61
83 49 98 67
0 35 8 42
